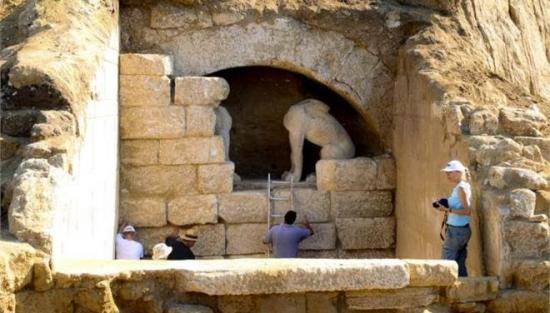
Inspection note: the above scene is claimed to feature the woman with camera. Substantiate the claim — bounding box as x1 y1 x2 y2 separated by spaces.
434 160 472 277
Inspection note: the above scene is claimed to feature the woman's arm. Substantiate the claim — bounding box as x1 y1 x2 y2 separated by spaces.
452 187 471 215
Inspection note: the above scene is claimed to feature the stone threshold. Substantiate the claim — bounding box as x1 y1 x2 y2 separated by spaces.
52 258 457 296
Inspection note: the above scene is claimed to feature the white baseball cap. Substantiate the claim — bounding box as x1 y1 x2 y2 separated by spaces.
152 243 173 260
122 225 136 233
442 160 466 173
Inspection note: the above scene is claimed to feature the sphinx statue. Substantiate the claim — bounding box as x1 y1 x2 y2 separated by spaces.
282 99 355 182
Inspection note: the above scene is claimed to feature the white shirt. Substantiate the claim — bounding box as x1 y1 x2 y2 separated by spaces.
115 233 144 260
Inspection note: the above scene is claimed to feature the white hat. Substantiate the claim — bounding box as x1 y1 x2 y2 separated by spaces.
122 225 136 233
152 243 173 260
442 160 466 173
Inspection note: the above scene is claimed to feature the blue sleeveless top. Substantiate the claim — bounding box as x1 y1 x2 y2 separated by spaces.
447 181 471 226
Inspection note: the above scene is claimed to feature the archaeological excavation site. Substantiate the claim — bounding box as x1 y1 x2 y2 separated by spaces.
0 0 549 312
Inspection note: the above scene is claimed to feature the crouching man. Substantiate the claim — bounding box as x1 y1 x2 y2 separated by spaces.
263 210 314 258
115 223 144 260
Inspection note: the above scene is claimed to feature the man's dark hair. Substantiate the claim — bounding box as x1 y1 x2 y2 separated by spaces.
284 210 297 224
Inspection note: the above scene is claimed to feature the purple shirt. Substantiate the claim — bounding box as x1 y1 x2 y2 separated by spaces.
264 224 311 258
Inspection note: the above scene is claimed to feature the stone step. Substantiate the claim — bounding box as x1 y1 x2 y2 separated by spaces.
345 287 438 310
486 290 549 313
512 259 550 291
167 304 213 313
445 277 499 303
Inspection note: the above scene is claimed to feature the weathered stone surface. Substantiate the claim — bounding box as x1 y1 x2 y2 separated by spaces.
218 191 267 223
486 290 549 313
167 304 213 313
159 137 225 164
33 259 53 291
0 242 40 293
346 288 438 310
119 75 170 107
14 289 75 313
134 227 173 255
226 224 267 255
120 197 167 227
197 162 234 194
186 106 217 136
120 54 173 76
515 136 550 161
0 294 15 313
488 166 548 190
331 191 393 218
121 165 197 196
298 250 339 259
272 188 330 223
218 295 256 313
374 155 396 190
258 294 305 313
226 254 267 259
150 2 212 29
316 158 377 191
509 189 536 218
120 140 159 165
405 259 458 287
451 302 486 313
499 107 547 137
193 224 226 256
0 135 22 160
299 223 336 251
338 249 395 259
445 277 499 303
535 190 550 216
469 108 498 135
305 292 338 313
120 107 186 139
167 195 218 225
505 220 549 258
512 260 550 291
175 77 230 107
336 218 395 249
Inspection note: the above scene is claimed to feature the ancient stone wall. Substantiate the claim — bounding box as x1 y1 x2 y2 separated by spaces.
119 54 398 259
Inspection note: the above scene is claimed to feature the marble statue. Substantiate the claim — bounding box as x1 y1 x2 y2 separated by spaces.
282 99 355 182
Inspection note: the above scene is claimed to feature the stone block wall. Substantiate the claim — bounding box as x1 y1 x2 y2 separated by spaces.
119 54 396 259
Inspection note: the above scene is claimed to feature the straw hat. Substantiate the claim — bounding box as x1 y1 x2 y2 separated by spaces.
180 228 198 242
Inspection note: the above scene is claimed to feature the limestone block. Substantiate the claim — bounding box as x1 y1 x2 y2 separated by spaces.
226 254 267 259
535 190 550 216
499 107 547 137
331 191 393 218
120 107 186 139
0 294 15 313
135 227 173 255
258 294 306 313
167 195 218 225
451 302 486 313
305 292 338 313
505 220 549 258
33 259 53 291
0 241 40 293
299 223 336 250
405 259 458 287
486 290 549 313
120 54 173 76
338 249 395 259
374 155 396 190
121 165 197 196
336 218 395 249
14 289 75 313
226 224 266 255
191 224 226 256
175 77 230 107
488 166 548 190
316 158 377 191
186 106 216 136
513 260 550 291
197 162 234 194
515 136 550 161
120 197 167 227
159 137 224 165
298 250 338 258
346 288 438 310
120 140 159 165
509 189 536 218
218 296 256 313
445 277 498 303
272 188 330 223
119 75 170 107
218 191 267 223
469 108 498 135
150 2 212 29
167 304 213 313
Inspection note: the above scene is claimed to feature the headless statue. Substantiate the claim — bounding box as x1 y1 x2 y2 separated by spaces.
282 99 355 182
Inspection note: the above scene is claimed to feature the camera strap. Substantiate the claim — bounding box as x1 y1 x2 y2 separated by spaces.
440 211 448 241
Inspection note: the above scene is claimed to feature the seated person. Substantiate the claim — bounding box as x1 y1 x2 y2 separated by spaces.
115 223 144 260
152 243 173 260
263 210 314 258
165 229 198 260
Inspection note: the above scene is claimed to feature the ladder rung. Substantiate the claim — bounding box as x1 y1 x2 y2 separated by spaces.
269 197 289 201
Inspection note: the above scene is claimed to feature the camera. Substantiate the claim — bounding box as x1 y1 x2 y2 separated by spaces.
432 198 449 209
